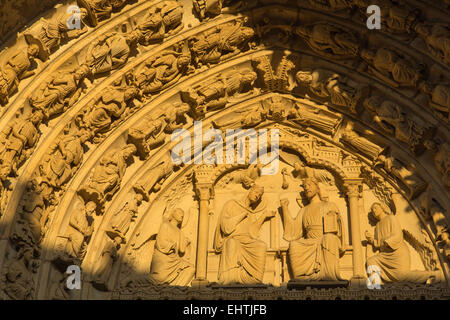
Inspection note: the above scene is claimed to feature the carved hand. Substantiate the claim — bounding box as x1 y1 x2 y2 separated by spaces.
280 198 289 208
365 230 374 244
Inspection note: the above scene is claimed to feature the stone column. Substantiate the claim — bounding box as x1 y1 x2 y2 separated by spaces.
344 179 365 287
192 165 213 286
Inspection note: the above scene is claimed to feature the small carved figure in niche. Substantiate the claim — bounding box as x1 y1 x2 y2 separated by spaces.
294 22 359 57
127 103 190 159
92 236 122 291
419 82 450 119
364 96 435 155
423 140 450 188
85 31 140 75
106 192 143 243
193 0 222 19
365 203 444 284
29 65 90 120
133 154 175 199
188 20 255 66
37 8 89 54
18 182 47 245
0 44 40 105
415 24 450 65
2 247 39 300
77 144 136 208
78 0 127 25
360 47 424 88
150 208 195 286
181 69 257 117
134 48 192 96
38 129 92 195
279 178 345 281
62 201 96 262
135 1 184 45
296 69 368 114
291 102 343 135
0 111 43 180
374 154 428 200
340 122 386 161
213 185 275 284
80 86 139 135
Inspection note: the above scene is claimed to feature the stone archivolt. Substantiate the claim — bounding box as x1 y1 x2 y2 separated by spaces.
0 0 449 300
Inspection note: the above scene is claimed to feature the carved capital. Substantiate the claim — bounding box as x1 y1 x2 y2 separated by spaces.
344 179 363 198
194 164 214 201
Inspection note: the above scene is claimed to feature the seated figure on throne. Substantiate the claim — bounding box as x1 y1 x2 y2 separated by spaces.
279 177 345 281
213 185 275 284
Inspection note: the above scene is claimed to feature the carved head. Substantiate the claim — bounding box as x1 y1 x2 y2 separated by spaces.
239 27 255 42
124 87 139 101
74 64 90 80
0 163 10 180
370 202 389 221
134 192 144 204
85 201 97 217
295 71 313 85
424 139 438 152
79 130 93 143
248 185 264 205
80 8 88 21
303 177 320 200
241 70 257 85
30 110 44 126
122 144 137 160
360 49 375 62
27 44 39 58
363 96 383 113
171 208 185 227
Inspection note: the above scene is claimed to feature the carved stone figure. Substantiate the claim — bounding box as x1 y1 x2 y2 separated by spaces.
294 22 359 57
424 140 450 188
188 20 255 66
85 31 139 75
77 0 128 26
77 144 136 207
2 247 39 300
135 1 184 45
37 8 89 53
291 102 343 135
213 185 275 284
150 208 195 286
0 44 40 105
415 24 450 65
340 122 386 161
212 103 268 129
365 203 443 283
29 65 90 120
133 155 175 199
375 155 428 199
92 236 121 291
181 69 257 117
62 201 96 262
134 48 192 96
80 86 139 135
128 103 190 159
106 192 143 243
193 0 222 19
360 48 424 88
296 69 368 114
0 111 43 180
279 178 345 281
364 96 435 154
419 82 450 119
38 129 91 194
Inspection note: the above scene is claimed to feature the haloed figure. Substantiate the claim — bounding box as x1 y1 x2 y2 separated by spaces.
213 185 275 284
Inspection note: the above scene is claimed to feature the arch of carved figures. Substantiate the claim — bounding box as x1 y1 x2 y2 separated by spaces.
0 0 449 300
